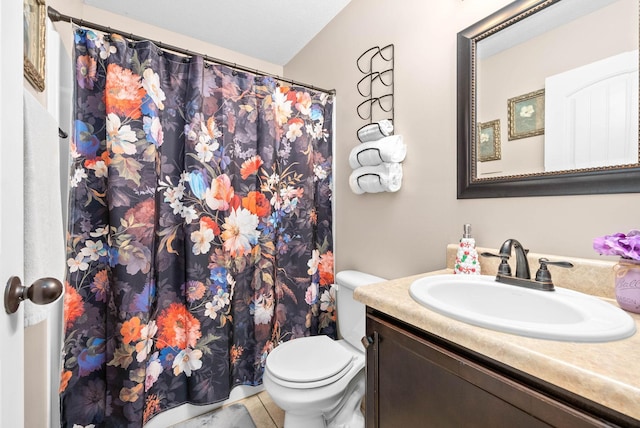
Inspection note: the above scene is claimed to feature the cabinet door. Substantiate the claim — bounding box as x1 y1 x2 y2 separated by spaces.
365 313 610 428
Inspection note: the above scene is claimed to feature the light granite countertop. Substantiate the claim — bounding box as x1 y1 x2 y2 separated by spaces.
353 246 640 421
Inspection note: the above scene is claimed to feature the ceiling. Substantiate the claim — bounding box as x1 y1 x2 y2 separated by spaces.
83 0 351 66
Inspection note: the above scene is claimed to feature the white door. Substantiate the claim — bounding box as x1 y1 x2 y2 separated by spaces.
0 0 25 427
545 50 639 171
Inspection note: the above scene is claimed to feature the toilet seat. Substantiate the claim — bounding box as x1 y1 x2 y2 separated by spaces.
266 336 355 389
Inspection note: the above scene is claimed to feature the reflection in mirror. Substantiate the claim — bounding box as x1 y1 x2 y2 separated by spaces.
457 0 640 198
477 0 638 178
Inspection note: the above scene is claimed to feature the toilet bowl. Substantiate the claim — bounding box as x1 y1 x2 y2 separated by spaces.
263 270 385 428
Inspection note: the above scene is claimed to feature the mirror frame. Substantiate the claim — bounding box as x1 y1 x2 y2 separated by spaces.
457 0 640 198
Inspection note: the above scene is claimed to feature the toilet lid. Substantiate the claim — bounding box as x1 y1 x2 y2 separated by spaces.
267 335 354 384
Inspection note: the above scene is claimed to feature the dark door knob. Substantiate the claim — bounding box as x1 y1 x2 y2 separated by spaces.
4 276 63 314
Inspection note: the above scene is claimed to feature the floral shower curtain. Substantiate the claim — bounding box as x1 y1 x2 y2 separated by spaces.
60 28 334 427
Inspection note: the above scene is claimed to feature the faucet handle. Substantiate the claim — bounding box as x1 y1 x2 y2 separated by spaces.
480 252 512 276
534 258 574 290
539 258 574 269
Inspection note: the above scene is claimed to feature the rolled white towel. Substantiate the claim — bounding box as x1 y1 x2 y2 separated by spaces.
349 162 403 194
349 134 406 169
357 119 394 143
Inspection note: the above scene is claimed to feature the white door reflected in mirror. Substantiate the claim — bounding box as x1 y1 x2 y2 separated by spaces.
545 50 639 172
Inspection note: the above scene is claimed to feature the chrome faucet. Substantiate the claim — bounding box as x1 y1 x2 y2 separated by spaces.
481 239 573 291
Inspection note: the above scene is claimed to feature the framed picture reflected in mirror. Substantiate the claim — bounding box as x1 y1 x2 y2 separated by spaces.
508 89 545 141
24 0 46 92
477 119 501 162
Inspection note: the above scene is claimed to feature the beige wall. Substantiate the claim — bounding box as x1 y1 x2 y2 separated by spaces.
284 0 640 280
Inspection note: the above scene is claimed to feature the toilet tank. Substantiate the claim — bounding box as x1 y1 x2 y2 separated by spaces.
335 270 386 350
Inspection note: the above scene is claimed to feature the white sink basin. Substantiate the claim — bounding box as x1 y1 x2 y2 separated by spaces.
409 274 636 342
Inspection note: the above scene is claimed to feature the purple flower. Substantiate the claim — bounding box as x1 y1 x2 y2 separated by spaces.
593 230 640 261
64 378 107 424
621 230 640 260
76 55 97 90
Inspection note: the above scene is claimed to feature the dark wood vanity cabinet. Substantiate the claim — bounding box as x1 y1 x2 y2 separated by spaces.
365 310 635 428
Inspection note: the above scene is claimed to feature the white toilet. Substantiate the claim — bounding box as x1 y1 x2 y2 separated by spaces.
263 270 385 428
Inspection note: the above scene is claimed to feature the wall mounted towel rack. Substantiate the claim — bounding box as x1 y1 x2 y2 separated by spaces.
356 44 394 126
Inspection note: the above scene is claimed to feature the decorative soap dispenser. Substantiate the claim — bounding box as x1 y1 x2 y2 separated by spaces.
454 224 481 275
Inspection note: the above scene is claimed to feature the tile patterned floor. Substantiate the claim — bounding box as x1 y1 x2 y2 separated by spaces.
176 391 284 428
244 391 285 428
171 403 257 427
177 391 366 427
245 391 364 427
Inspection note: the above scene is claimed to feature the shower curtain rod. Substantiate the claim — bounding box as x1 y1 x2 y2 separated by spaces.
47 7 336 95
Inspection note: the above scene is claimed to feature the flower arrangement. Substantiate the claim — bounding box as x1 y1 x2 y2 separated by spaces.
593 230 640 261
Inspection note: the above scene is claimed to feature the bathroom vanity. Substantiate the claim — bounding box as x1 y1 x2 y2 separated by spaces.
355 247 640 427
